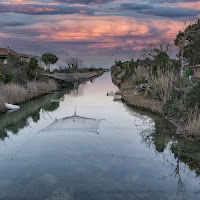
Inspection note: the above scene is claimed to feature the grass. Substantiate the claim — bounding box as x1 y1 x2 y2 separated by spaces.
0 79 58 112
123 91 162 114
185 109 200 138
148 67 174 105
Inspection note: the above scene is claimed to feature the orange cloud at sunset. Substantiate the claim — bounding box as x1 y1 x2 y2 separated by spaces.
0 0 199 67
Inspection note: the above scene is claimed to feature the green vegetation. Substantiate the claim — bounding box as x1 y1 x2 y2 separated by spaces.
41 53 58 70
0 52 59 113
175 19 200 67
0 54 46 84
112 19 200 139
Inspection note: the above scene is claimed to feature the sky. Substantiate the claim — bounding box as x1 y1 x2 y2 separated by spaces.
0 0 200 68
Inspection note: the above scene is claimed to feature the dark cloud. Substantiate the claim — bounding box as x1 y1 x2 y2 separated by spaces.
120 3 153 11
140 7 200 17
119 3 200 18
0 22 26 27
0 4 94 15
143 0 200 3
54 0 114 4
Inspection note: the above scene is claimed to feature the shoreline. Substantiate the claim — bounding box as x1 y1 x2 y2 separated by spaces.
122 92 200 142
111 71 199 142
0 70 105 114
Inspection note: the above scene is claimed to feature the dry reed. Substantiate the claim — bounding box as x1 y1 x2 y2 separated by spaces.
185 108 200 137
0 79 58 112
134 66 149 83
124 92 162 114
148 67 174 105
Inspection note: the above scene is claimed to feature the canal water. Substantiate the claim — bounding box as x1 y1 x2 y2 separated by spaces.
0 72 200 200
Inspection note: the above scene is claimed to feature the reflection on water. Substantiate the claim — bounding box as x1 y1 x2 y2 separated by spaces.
0 89 66 139
0 73 200 200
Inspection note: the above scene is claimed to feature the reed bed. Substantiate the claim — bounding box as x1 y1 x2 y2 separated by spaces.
124 92 162 114
185 109 200 138
0 79 58 112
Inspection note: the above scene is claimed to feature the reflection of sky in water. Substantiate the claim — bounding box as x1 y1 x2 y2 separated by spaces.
0 73 200 200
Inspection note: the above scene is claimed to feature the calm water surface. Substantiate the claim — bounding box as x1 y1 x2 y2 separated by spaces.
0 73 200 200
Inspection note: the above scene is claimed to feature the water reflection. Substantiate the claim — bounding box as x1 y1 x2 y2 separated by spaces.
127 106 200 192
0 75 100 140
0 73 200 200
0 89 69 140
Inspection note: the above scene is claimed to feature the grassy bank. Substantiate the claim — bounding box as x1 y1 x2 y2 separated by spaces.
111 65 200 140
0 79 58 113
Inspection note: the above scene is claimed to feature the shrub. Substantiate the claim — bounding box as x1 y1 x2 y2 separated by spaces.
185 108 200 138
148 66 174 104
187 81 200 109
134 66 149 84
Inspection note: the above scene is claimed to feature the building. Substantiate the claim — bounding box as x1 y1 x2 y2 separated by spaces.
192 65 200 78
0 47 30 64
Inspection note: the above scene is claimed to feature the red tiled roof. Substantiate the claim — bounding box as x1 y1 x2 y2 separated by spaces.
20 53 29 58
0 48 29 58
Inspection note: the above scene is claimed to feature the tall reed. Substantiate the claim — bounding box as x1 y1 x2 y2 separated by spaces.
148 66 174 105
0 79 58 112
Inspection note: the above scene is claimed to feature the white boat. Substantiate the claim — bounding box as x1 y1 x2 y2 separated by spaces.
5 103 20 110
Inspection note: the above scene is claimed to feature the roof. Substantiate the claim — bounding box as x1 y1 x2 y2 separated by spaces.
0 48 29 58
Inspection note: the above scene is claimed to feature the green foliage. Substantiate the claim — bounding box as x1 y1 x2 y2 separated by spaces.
41 53 58 70
163 99 179 115
135 58 152 68
175 19 200 66
114 60 123 67
0 54 28 84
153 52 169 71
187 81 200 108
28 57 39 80
0 55 47 84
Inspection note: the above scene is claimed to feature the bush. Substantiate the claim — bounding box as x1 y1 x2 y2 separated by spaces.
134 66 149 84
148 66 174 104
185 109 200 138
187 81 200 109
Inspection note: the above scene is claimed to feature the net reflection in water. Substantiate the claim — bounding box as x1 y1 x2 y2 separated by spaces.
44 112 103 133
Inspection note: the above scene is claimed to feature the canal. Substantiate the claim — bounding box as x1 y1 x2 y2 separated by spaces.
0 72 200 200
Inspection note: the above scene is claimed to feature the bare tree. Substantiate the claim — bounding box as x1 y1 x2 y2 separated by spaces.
65 57 84 72
141 39 173 60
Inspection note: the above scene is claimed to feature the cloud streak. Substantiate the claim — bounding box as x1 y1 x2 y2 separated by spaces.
54 0 114 4
0 4 94 15
143 0 200 3
120 3 200 18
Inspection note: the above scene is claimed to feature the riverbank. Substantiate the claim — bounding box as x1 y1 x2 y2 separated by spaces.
0 79 59 113
111 66 200 142
0 70 105 113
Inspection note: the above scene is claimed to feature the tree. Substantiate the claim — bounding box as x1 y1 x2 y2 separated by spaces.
154 52 170 70
141 39 173 61
28 57 39 80
174 21 190 76
141 39 173 71
184 19 200 66
114 60 123 67
65 57 84 72
41 53 58 71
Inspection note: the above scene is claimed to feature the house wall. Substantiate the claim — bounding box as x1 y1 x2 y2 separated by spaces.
3 59 8 64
